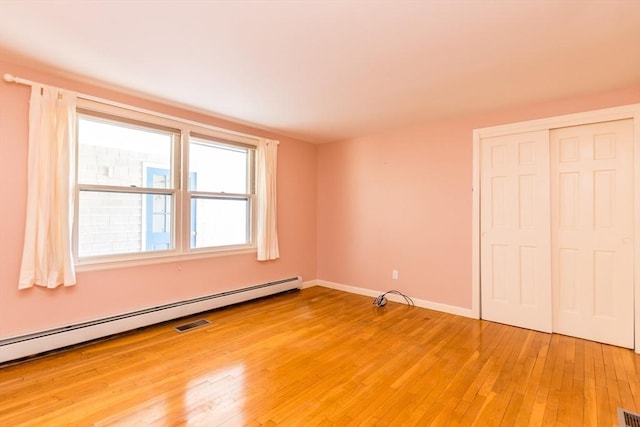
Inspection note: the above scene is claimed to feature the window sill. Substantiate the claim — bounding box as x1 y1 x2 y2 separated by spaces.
75 247 257 272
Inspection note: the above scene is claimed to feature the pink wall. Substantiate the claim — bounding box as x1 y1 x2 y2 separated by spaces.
317 84 640 310
1 49 638 339
0 54 317 338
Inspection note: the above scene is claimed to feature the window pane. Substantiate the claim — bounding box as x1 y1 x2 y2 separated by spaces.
78 115 173 188
191 198 249 248
189 140 248 193
78 191 173 257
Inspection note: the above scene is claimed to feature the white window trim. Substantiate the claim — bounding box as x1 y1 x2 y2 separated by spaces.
75 247 257 272
74 98 259 271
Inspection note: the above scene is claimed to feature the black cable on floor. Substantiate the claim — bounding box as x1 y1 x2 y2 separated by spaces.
373 290 414 307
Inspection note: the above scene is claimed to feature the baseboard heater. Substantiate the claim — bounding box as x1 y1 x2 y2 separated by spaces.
0 276 302 364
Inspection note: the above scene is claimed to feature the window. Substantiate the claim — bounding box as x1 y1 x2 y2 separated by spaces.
74 101 257 266
189 136 255 249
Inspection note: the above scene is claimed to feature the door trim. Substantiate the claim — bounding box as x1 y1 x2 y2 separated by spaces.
472 103 640 353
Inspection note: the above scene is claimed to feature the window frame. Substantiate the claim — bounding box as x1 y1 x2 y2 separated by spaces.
73 99 259 271
187 135 256 252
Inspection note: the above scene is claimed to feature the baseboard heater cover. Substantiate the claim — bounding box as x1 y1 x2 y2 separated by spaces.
0 276 301 363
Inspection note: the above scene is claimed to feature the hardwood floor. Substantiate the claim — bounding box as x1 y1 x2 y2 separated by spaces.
1 286 638 426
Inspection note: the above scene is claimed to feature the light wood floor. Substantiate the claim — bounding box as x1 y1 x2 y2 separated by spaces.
1 286 639 426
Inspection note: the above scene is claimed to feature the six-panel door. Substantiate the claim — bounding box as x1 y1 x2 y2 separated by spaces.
480 130 552 333
550 119 634 348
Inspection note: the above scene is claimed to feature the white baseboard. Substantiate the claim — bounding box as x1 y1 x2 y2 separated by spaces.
312 280 476 319
301 279 320 289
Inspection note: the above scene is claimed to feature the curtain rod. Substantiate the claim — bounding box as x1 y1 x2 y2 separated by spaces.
3 72 266 144
4 73 44 87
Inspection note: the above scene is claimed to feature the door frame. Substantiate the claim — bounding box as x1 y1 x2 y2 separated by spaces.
472 103 640 353
142 164 198 251
144 166 172 251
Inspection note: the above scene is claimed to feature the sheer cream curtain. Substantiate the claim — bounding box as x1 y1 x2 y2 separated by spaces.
256 138 279 261
19 85 77 289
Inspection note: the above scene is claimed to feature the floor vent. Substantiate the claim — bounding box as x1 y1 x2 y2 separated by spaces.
174 319 210 333
619 408 640 427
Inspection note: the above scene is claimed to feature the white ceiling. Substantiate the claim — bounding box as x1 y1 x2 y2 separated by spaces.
1 1 639 143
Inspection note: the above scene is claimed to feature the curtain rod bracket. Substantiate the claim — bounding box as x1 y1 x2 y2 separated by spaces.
3 73 17 83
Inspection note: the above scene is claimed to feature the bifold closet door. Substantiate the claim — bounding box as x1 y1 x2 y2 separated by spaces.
550 119 634 348
480 130 552 333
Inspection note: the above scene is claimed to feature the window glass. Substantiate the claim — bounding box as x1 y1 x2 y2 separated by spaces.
78 191 174 257
78 115 173 188
191 197 249 248
189 139 248 194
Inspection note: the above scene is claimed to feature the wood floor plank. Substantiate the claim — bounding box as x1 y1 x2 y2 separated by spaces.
1 286 639 426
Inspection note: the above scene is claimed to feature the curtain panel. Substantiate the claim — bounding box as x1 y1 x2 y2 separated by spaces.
19 85 77 289
256 138 280 261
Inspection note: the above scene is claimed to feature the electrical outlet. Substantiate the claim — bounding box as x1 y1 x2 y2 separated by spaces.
392 269 398 280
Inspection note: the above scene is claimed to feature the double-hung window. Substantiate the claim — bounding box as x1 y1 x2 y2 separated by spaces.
188 135 255 249
74 101 257 267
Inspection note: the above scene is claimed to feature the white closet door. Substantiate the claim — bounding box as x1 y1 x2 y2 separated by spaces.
480 130 552 332
551 119 634 348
